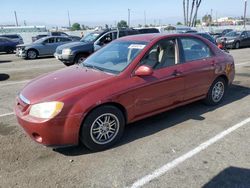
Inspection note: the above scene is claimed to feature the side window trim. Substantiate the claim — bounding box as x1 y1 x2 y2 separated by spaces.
179 36 214 63
138 37 179 70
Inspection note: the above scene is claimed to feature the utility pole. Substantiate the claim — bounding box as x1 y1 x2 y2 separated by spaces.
128 9 131 27
14 11 18 26
144 11 146 27
244 0 247 29
68 10 71 28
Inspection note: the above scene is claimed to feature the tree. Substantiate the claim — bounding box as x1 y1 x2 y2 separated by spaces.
202 14 212 24
117 20 128 28
71 23 81 30
183 0 202 27
177 22 183 25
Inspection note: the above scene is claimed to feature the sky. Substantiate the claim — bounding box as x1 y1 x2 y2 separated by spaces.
0 0 248 27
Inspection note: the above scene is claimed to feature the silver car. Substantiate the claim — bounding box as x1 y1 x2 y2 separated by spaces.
16 36 72 59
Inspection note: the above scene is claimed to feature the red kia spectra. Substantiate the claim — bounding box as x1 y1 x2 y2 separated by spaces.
15 34 235 151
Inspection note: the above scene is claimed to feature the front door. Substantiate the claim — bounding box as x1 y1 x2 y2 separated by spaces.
130 38 185 118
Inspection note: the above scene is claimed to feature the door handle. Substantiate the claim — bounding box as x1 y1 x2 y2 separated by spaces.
173 70 182 77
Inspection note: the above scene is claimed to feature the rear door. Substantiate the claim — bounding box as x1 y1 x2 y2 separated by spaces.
0 38 5 51
178 37 216 101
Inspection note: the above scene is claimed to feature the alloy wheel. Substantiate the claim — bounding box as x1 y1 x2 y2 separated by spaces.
90 113 120 145
212 81 225 103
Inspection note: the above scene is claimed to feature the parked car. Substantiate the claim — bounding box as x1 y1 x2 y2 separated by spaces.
195 32 217 45
0 34 24 44
211 29 233 40
15 33 235 151
16 36 73 59
217 30 250 49
0 37 19 53
32 32 81 42
54 28 141 66
137 28 160 34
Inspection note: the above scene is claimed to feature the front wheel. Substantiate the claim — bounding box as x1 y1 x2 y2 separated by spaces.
235 41 240 49
80 105 125 151
27 50 38 59
204 77 227 106
74 54 88 64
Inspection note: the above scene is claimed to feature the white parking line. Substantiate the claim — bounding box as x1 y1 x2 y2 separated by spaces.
0 80 30 86
0 112 14 118
131 117 250 188
235 62 250 66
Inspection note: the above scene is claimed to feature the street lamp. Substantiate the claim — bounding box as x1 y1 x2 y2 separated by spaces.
244 0 247 29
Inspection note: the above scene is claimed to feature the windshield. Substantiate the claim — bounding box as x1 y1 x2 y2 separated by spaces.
82 41 148 74
225 31 241 37
80 33 100 42
33 37 46 43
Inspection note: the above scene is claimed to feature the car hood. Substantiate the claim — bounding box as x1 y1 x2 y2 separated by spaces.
16 43 35 48
20 66 114 104
56 41 90 50
218 37 237 41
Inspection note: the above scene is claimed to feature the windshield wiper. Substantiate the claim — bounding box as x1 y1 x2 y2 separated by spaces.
82 64 104 72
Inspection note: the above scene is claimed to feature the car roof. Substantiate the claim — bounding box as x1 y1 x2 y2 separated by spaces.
42 36 70 40
0 37 12 41
116 33 204 42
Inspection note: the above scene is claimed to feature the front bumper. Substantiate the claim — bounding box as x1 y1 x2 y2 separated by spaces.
224 42 235 49
54 53 75 64
16 49 27 58
15 102 82 147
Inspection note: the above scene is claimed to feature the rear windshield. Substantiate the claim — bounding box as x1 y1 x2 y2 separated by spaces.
2 35 19 39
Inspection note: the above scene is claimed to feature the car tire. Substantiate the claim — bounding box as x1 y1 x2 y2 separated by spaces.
235 41 240 49
80 105 125 151
62 62 74 66
27 49 38 59
74 54 88 64
204 77 227 106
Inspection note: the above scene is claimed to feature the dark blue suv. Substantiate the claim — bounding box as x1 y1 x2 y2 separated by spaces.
0 37 19 53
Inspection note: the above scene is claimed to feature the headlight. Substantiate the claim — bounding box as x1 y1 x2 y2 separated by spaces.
29 102 64 119
226 40 235 43
62 49 72 55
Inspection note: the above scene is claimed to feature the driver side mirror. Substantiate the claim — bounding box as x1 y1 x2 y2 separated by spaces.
135 65 153 76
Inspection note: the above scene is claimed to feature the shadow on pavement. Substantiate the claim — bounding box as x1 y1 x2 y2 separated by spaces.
203 167 250 188
0 73 10 81
0 60 12 64
55 84 250 156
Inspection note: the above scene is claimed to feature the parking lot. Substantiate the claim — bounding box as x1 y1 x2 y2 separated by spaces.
0 49 250 187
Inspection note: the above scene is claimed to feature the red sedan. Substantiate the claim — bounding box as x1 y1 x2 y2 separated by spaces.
15 34 235 151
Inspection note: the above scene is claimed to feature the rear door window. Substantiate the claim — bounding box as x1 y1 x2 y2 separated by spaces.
180 37 212 62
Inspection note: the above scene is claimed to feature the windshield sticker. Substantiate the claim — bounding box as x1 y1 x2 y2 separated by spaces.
128 44 146 49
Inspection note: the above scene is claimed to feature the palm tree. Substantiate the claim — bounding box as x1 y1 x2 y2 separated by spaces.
189 0 196 26
183 0 187 25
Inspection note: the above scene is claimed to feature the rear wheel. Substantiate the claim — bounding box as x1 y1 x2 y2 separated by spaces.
204 77 227 106
74 54 88 64
80 105 125 151
27 49 38 59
